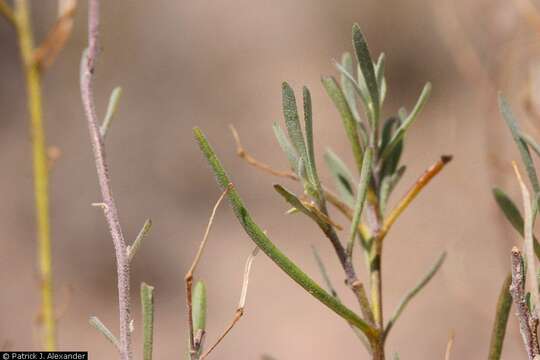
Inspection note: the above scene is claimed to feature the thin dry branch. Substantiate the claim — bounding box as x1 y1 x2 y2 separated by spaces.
230 125 298 180
199 247 259 360
185 187 230 358
0 0 15 27
230 125 370 238
80 1 132 359
513 162 540 314
33 0 77 71
510 247 540 359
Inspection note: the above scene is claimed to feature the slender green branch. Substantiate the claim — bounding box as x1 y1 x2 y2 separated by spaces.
14 0 56 350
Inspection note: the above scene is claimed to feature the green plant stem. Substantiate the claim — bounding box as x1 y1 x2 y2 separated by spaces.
194 127 378 340
14 0 56 350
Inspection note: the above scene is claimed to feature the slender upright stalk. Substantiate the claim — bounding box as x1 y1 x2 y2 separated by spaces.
81 1 132 359
13 0 56 350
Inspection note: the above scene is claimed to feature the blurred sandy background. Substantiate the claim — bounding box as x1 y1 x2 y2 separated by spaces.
2 0 540 358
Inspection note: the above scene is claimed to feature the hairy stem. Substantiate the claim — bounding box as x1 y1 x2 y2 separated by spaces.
81 1 132 359
14 0 56 350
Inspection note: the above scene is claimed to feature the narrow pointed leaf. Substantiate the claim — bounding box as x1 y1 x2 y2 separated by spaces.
493 187 540 259
273 122 299 174
499 94 540 194
380 166 406 214
488 274 512 360
352 23 379 124
347 147 373 256
324 149 355 206
274 184 339 231
128 218 152 262
375 53 386 105
380 117 403 178
521 132 540 158
321 76 364 172
384 252 446 340
194 128 376 339
100 86 122 138
282 82 309 169
311 245 339 298
340 52 361 121
303 86 322 195
89 316 120 350
141 282 155 360
380 117 399 156
335 61 369 110
381 82 431 161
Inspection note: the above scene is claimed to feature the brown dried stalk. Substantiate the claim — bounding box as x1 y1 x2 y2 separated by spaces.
185 187 230 358
509 247 540 359
199 247 259 360
185 185 259 360
33 0 77 71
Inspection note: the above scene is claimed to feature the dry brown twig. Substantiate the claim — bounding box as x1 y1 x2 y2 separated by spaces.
33 0 77 71
230 124 299 180
185 186 230 358
230 125 451 241
510 247 540 359
185 185 259 359
199 246 259 360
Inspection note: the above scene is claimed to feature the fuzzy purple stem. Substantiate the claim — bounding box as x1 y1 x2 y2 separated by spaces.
80 1 132 359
